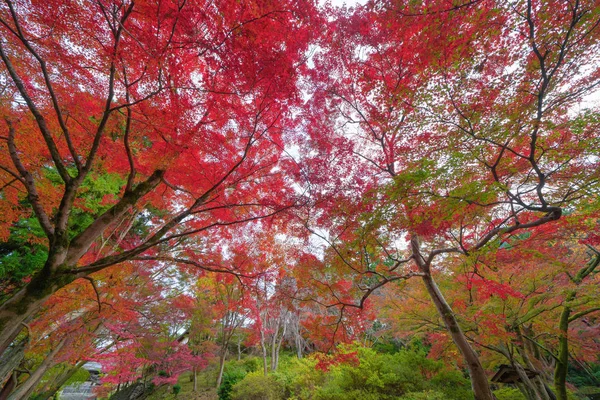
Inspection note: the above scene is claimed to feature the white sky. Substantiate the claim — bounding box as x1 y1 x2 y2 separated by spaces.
325 0 367 8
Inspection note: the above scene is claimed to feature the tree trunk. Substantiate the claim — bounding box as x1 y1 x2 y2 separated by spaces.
516 382 533 400
294 326 303 359
215 348 227 389
0 286 49 356
35 360 86 400
513 361 545 400
554 299 571 400
0 338 26 388
260 327 268 376
554 252 599 400
514 328 553 400
270 319 279 371
7 339 65 400
411 236 495 400
420 273 495 400
0 373 17 400
273 319 286 372
0 245 79 355
193 367 197 393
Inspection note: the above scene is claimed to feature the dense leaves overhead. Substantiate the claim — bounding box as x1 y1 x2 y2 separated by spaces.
0 1 599 400
0 0 317 312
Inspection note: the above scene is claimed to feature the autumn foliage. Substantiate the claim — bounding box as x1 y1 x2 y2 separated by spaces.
0 0 599 399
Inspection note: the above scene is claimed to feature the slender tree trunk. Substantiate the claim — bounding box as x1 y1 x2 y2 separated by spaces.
193 367 197 393
296 340 302 359
36 360 86 400
554 298 572 400
554 253 599 400
7 339 65 400
514 328 553 400
215 348 227 389
411 236 495 400
516 382 533 400
513 361 544 400
270 319 279 371
0 338 26 388
0 373 17 400
237 337 242 361
294 326 303 359
273 320 286 372
260 327 268 376
420 273 495 400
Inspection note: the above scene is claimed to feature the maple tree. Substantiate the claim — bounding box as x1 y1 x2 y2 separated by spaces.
302 1 600 399
0 259 201 399
0 0 316 368
373 223 600 400
0 0 599 398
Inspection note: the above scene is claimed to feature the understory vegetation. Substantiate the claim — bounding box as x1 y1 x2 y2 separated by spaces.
129 342 595 400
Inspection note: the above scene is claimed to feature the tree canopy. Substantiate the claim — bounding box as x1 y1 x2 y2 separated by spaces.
0 1 599 400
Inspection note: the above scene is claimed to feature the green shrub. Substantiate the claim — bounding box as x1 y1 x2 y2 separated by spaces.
230 372 284 400
64 367 91 386
172 384 181 395
273 357 325 400
219 345 473 400
372 339 403 354
567 362 600 387
493 387 526 400
218 368 248 400
311 345 472 400
398 391 447 400
241 357 262 373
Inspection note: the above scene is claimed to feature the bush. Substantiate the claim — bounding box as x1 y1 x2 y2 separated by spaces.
567 362 600 387
241 357 262 373
64 367 91 386
230 372 284 400
219 345 473 400
273 356 325 400
218 368 248 400
398 391 447 400
372 340 403 354
172 384 181 395
493 387 526 400
310 345 472 400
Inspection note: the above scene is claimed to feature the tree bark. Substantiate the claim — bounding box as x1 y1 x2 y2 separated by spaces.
270 318 280 371
0 286 48 356
193 367 197 393
260 324 268 376
411 236 495 400
35 360 86 400
554 297 572 400
215 348 227 389
420 273 495 400
7 339 65 400
272 317 286 372
513 327 553 400
513 361 545 400
0 373 16 400
0 338 26 388
555 252 600 400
